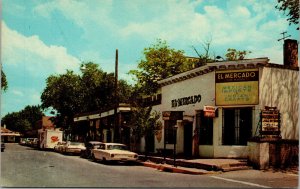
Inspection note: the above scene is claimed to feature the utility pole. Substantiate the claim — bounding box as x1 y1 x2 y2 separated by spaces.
114 49 120 143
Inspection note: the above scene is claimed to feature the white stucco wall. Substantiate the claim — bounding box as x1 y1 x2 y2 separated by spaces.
259 67 299 139
151 65 299 158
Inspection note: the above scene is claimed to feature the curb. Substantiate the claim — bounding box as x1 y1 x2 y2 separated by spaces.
141 161 216 175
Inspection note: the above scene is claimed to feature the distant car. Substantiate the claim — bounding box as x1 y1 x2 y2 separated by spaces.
1 141 5 152
54 141 66 153
80 141 103 159
92 143 138 163
62 141 86 155
19 138 27 146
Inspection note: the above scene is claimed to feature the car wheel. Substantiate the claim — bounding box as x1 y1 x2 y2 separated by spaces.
1 149 4 152
91 154 96 162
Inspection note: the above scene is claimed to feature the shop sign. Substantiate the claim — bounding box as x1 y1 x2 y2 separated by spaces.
162 111 183 120
171 94 201 108
260 107 280 136
215 69 259 106
203 106 217 118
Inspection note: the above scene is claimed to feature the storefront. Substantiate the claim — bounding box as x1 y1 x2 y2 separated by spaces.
73 104 132 146
152 57 299 158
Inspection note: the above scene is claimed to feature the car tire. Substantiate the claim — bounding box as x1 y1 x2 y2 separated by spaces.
91 154 96 162
1 149 4 152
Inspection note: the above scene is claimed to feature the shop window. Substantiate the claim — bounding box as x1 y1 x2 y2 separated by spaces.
164 120 177 144
196 111 213 145
222 107 253 145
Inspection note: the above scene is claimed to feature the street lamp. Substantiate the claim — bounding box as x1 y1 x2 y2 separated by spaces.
173 125 178 167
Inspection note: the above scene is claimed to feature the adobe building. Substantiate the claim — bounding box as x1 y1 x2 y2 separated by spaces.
147 39 299 169
151 56 298 159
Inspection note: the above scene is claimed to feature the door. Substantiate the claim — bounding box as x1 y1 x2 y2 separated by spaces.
184 122 193 158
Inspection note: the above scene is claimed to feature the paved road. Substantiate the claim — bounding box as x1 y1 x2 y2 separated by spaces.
1 143 298 188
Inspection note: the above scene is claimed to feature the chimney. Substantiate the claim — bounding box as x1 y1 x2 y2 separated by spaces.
284 39 298 67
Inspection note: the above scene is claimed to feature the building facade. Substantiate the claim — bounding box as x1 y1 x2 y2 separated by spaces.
150 57 299 158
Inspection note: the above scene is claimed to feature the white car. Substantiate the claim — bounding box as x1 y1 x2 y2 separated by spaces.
62 141 86 155
54 141 66 152
92 143 138 162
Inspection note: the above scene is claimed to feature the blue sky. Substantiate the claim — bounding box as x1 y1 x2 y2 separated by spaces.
1 0 298 116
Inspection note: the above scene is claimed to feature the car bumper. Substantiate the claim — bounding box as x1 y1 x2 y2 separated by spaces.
66 148 82 154
108 156 138 161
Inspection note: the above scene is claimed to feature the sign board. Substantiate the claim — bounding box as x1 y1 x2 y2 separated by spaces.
215 69 259 106
203 106 217 118
260 107 280 136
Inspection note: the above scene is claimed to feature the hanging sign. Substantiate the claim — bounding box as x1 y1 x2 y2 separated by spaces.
203 106 217 118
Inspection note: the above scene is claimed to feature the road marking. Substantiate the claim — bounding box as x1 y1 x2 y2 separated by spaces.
211 176 272 188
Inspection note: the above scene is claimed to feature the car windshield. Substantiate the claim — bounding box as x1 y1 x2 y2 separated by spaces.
107 145 127 150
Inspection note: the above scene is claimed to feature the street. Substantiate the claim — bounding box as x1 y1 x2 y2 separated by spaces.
1 143 298 188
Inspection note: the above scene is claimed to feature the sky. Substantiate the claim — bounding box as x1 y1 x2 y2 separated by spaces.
1 0 298 116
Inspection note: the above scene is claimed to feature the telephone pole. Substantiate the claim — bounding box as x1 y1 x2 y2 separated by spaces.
114 49 120 143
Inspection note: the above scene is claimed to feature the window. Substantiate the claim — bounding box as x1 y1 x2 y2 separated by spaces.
222 107 253 145
164 120 177 144
196 111 213 145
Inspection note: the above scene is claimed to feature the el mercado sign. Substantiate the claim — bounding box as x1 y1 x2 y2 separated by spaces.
215 69 259 106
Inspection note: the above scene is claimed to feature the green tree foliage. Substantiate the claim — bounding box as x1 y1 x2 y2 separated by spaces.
129 39 192 95
80 62 133 112
41 62 133 130
225 48 252 61
1 70 8 91
41 70 83 129
275 0 299 30
129 105 162 152
2 105 44 133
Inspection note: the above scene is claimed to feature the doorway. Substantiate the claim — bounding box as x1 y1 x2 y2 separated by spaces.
184 122 193 158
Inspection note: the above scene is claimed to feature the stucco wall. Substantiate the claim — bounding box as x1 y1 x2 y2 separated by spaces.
259 67 299 139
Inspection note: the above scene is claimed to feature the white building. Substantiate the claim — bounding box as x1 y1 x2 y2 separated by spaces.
149 57 298 158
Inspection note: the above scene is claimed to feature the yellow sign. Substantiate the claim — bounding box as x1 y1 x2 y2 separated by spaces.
215 69 259 106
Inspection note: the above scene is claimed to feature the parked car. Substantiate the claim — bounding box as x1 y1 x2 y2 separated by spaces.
61 141 86 155
92 143 138 163
80 141 103 159
54 141 66 152
19 138 27 146
1 141 5 152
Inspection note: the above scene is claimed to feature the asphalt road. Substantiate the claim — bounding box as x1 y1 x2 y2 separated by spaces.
1 143 298 188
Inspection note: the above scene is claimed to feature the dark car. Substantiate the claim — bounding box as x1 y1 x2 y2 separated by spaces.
1 142 5 152
80 141 103 159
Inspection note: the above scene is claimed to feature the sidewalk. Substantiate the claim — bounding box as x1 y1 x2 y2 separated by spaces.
138 155 252 175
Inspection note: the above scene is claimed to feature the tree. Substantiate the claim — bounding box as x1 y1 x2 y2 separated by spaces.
129 39 192 95
2 105 44 134
129 105 162 153
80 62 133 112
224 48 252 61
1 70 8 91
41 62 133 132
275 0 299 30
191 38 216 66
41 70 83 130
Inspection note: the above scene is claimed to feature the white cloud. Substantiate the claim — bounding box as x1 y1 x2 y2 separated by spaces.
11 89 24 97
2 21 80 76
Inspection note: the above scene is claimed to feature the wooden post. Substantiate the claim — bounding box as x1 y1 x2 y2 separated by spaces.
114 49 120 143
